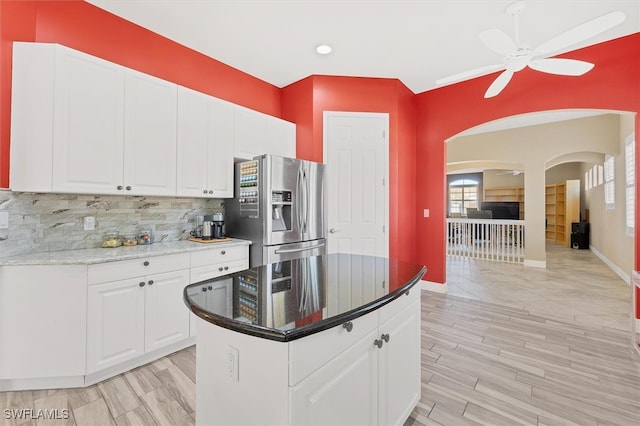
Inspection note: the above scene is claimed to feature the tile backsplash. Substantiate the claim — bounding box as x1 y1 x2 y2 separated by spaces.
0 190 222 258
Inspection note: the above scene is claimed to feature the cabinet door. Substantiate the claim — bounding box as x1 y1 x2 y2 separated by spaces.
123 69 178 196
234 106 266 160
177 87 209 197
290 330 379 426
266 118 296 158
52 46 125 195
144 270 191 353
377 299 421 426
208 97 235 197
86 278 145 374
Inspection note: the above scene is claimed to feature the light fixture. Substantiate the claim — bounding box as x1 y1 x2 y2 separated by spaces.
316 44 332 55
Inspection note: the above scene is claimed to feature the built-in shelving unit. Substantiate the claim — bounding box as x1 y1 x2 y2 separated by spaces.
483 186 524 219
545 180 580 245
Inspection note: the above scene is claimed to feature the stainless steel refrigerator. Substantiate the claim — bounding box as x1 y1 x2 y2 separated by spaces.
225 154 327 267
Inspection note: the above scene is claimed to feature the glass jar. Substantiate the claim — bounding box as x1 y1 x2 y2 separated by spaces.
101 232 121 248
138 229 154 245
121 234 138 246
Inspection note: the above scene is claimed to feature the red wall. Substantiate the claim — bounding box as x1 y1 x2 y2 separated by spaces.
281 76 417 264
0 0 281 188
415 34 640 296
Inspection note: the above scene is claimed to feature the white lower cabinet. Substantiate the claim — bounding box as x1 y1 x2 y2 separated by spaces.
196 287 421 425
86 269 190 374
290 296 421 426
290 329 379 426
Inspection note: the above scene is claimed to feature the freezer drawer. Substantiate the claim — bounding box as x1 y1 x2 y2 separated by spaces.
263 239 327 265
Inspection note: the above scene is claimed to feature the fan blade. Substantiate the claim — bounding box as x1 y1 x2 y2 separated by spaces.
484 70 513 98
479 29 517 56
535 11 625 56
436 63 504 85
529 58 594 76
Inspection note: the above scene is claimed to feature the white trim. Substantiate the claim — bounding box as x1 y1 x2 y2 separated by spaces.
322 111 390 258
523 259 546 268
0 375 85 392
420 280 447 293
589 245 631 284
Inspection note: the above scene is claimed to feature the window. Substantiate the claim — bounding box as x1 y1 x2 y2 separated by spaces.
626 133 635 234
449 179 478 216
604 154 615 209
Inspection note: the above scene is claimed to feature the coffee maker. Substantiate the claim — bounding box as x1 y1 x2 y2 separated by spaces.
212 213 225 239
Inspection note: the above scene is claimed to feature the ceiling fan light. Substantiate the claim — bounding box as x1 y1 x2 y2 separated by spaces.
316 44 332 55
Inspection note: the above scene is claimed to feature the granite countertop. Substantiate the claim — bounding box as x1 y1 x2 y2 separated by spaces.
184 253 426 342
0 239 251 266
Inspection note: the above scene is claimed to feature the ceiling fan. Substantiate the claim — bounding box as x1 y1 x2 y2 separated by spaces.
496 169 523 176
436 1 625 98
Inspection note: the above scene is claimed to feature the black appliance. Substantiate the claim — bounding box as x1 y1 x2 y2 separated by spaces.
571 222 590 249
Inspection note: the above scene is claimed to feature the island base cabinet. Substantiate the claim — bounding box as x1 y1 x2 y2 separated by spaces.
289 329 379 426
378 298 421 426
196 317 290 426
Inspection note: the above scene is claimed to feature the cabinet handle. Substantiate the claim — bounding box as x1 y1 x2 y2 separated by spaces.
405 290 411 296
203 189 208 194
126 186 132 191
148 280 154 285
374 339 384 349
117 185 123 190
202 287 207 292
143 261 150 266
342 322 353 332
224 266 229 271
221 250 226 255
218 267 224 271
208 190 213 194
381 333 390 343
139 281 146 287
208 285 213 290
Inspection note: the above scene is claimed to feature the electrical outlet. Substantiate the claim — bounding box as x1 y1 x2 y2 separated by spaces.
228 345 239 382
84 216 95 231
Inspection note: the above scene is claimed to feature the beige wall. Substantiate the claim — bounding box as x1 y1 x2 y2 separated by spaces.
581 114 635 282
447 113 626 267
546 162 581 186
483 170 524 188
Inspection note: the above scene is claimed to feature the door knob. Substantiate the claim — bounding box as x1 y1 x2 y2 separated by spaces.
329 228 339 234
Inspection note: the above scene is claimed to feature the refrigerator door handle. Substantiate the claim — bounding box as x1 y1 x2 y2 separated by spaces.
303 167 309 233
296 166 303 233
274 241 326 254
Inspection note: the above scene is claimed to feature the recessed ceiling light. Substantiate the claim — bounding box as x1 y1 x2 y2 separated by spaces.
316 44 332 55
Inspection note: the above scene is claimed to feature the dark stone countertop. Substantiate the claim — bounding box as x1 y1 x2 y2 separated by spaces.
184 253 426 342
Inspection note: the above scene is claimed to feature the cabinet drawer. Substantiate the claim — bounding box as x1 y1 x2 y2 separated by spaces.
88 253 190 285
288 311 378 386
190 244 248 268
378 285 420 325
190 258 248 283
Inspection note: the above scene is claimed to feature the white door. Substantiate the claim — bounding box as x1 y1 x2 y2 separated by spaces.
144 270 191 352
52 47 125 195
86 278 145 374
177 86 210 197
208 97 235 197
324 112 388 257
123 69 177 196
290 329 379 426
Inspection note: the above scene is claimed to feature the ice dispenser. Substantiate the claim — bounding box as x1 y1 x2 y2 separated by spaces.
272 190 292 231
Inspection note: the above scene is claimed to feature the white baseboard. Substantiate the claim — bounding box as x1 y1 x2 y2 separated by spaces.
523 259 546 268
589 245 631 284
420 280 447 293
0 375 84 392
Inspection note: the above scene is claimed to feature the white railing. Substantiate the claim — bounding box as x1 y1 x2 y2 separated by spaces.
446 218 525 263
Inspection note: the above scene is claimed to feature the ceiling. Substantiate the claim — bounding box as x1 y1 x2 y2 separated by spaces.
87 0 639 95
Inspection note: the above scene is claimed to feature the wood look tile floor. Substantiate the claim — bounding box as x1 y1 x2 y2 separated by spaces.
2 243 639 425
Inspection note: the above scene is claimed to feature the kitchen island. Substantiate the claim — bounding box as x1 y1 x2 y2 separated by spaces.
184 253 426 426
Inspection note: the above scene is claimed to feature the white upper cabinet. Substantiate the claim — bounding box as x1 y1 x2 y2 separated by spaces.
266 118 296 158
10 42 295 197
177 87 234 198
234 106 267 161
51 46 126 195
123 69 177 196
